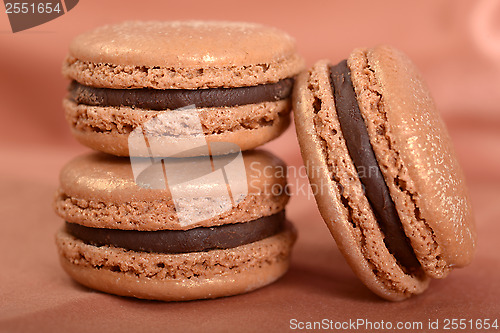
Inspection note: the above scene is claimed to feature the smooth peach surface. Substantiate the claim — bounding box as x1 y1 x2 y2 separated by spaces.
1 0 499 331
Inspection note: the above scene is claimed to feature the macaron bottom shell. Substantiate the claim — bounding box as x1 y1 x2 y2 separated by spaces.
64 99 291 157
56 223 296 301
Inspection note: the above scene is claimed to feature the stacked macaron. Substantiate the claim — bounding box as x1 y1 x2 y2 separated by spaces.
62 21 303 156
54 21 303 301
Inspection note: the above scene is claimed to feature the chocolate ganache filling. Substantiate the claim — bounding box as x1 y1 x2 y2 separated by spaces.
66 211 285 254
69 79 294 110
329 60 420 272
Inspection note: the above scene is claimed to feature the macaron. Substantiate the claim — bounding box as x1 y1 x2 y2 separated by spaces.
54 150 296 301
62 21 304 156
293 45 476 301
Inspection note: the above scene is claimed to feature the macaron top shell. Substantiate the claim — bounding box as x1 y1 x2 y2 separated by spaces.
348 46 476 269
69 21 296 68
59 151 287 204
55 151 289 231
63 21 304 89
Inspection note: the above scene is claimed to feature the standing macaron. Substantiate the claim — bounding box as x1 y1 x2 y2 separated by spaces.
62 21 304 156
54 150 296 301
293 45 476 301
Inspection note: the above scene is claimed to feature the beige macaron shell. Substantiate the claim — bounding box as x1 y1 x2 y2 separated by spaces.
54 150 289 230
63 21 304 89
359 46 476 268
62 98 291 157
56 222 297 301
293 61 429 301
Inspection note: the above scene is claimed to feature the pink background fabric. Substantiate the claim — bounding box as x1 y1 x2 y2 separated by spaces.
1 1 499 331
